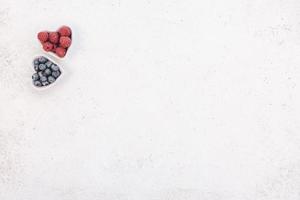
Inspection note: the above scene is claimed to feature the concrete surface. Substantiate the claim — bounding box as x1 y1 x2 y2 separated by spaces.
0 0 300 199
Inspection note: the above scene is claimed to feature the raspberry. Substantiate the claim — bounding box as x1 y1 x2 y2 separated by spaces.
49 32 59 44
55 47 66 57
59 36 72 48
58 26 72 37
37 31 48 42
42 42 53 52
51 44 57 53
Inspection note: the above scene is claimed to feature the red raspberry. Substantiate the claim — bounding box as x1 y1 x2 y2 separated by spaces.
59 36 72 48
42 42 53 52
37 31 48 42
56 47 66 57
49 32 59 44
58 26 72 37
51 44 58 53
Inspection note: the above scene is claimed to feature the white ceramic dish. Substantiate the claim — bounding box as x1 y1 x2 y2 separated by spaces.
38 27 73 59
31 54 64 91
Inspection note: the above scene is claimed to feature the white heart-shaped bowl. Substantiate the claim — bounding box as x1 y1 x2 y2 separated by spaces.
31 55 64 91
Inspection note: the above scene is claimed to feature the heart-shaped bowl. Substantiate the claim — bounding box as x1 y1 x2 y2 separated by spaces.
31 55 64 91
37 25 73 59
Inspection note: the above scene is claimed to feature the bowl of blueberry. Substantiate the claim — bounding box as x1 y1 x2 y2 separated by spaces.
32 56 62 89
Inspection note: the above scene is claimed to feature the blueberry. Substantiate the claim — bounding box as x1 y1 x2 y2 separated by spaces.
34 64 39 72
34 59 39 65
42 81 49 86
38 71 43 77
40 76 47 82
38 56 47 63
44 68 52 76
45 61 52 68
52 71 60 78
39 64 46 71
32 73 39 81
33 80 42 87
33 59 41 71
51 64 59 71
48 76 55 83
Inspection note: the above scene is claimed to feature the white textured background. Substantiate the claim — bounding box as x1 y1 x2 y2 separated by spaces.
0 0 300 199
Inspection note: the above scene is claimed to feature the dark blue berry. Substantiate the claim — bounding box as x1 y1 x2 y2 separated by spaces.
33 80 42 87
42 81 49 86
48 76 55 83
51 64 59 71
52 71 60 78
34 64 39 72
45 61 52 68
32 73 39 81
38 56 47 63
34 59 39 65
44 68 52 76
39 64 46 71
40 76 47 82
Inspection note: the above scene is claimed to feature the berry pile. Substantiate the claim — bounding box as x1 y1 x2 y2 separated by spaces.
32 56 61 87
37 26 72 58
